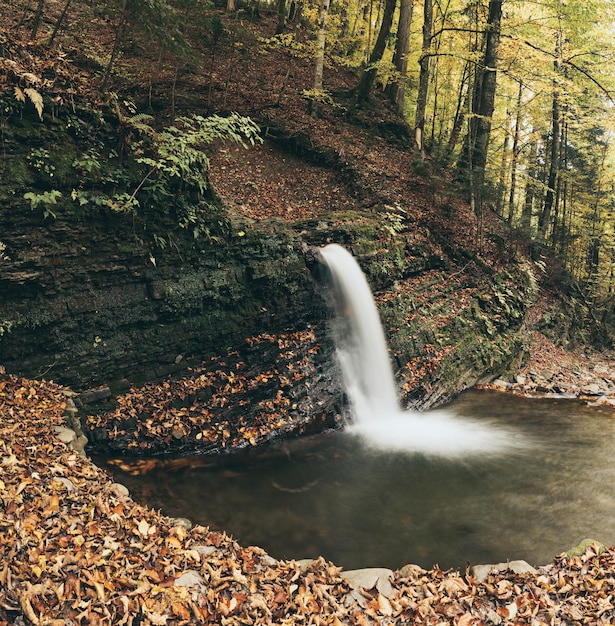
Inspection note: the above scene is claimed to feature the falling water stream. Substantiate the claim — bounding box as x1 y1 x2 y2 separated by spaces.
98 244 615 570
319 243 522 456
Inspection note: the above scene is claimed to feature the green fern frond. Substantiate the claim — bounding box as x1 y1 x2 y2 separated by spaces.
127 113 154 126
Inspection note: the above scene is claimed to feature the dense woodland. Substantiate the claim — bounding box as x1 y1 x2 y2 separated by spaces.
3 0 615 290
2 0 615 362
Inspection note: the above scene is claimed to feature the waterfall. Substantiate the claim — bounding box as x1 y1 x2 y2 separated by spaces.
319 243 527 457
319 243 399 422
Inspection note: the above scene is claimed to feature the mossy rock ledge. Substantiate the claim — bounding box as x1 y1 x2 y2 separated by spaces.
2 206 534 413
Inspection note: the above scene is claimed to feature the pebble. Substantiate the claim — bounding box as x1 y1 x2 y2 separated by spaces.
174 570 206 591
193 544 216 558
54 426 76 444
110 482 130 497
170 517 192 530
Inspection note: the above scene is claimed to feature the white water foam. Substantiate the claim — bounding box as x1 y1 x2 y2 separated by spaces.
346 410 524 457
320 243 527 457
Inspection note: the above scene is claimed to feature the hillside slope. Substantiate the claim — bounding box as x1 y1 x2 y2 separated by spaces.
1 2 612 452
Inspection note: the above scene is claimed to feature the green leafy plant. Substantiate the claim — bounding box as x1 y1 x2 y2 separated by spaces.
0 320 14 337
24 190 62 218
27 147 56 182
73 149 102 176
135 113 261 197
302 89 344 110
379 207 406 237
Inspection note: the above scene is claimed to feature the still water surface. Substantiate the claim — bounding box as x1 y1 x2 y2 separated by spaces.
98 390 615 571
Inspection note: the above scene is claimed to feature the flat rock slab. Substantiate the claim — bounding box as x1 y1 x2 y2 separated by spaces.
471 560 537 582
342 567 395 609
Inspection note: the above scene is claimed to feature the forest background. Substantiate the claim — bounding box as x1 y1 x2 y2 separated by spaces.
2 0 615 299
2 0 615 394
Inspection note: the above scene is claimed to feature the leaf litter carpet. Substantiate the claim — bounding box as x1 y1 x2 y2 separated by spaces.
2 374 615 624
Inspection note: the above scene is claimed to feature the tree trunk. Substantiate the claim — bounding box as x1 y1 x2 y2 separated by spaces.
455 0 502 212
101 0 128 92
47 0 71 46
495 112 511 216
308 0 330 116
16 0 34 31
521 137 538 232
353 0 397 104
313 0 330 91
554 120 569 252
506 80 523 223
275 0 287 34
30 0 45 39
385 0 413 113
446 61 470 158
539 31 562 240
471 0 503 182
414 0 433 152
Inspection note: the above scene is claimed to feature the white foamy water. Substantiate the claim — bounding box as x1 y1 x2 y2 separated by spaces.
320 243 527 457
346 410 525 457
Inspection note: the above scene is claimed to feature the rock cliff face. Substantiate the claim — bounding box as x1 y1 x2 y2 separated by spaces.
0 197 535 412
1 108 538 429
0 207 325 391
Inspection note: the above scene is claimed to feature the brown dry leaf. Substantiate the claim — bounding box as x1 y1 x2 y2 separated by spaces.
457 613 478 626
46 493 60 514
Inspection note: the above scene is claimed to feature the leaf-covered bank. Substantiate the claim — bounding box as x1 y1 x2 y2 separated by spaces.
4 373 615 625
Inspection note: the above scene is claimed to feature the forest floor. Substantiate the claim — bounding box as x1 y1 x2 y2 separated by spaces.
4 3 615 624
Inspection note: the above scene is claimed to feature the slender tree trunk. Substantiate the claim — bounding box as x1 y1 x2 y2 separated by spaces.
428 0 452 149
366 0 374 62
101 0 127 92
539 31 562 240
521 138 538 232
496 112 511 216
555 120 569 252
446 62 470 157
16 0 34 30
385 0 413 113
586 203 600 283
353 0 397 104
30 0 45 39
506 80 523 223
275 0 287 34
430 53 440 145
414 0 433 152
340 1 350 36
313 0 330 91
552 120 567 251
170 61 179 120
349 0 365 38
308 0 330 116
47 0 71 46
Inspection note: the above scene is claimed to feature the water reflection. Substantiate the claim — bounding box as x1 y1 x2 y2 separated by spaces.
97 390 615 571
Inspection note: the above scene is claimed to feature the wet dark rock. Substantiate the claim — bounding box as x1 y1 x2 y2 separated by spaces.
78 387 112 404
